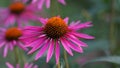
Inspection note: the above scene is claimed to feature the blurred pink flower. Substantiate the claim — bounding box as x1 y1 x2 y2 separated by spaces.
0 27 27 57
31 0 66 9
0 1 39 27
6 62 38 68
21 16 94 64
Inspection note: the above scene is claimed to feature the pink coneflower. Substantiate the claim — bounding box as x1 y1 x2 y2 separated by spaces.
21 16 94 64
0 1 38 27
31 0 66 9
0 27 27 57
6 62 38 68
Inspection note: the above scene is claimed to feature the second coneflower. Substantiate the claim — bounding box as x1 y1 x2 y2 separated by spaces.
0 27 27 57
0 1 38 27
21 16 94 64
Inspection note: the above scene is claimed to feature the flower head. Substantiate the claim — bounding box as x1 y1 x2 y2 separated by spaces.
6 62 38 68
21 16 94 64
31 0 66 9
0 1 39 27
0 27 27 57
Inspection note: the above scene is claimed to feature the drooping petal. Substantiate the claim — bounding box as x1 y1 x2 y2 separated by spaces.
0 41 5 48
28 37 47 54
4 15 16 26
16 64 20 68
25 36 46 47
60 38 73 56
9 42 14 50
6 62 14 68
70 21 93 30
24 63 28 68
46 39 54 63
27 63 33 68
71 32 95 39
66 34 88 47
55 40 60 64
38 0 45 9
3 45 8 57
33 65 38 68
35 39 50 60
46 0 51 8
58 0 66 5
17 41 28 51
64 39 83 53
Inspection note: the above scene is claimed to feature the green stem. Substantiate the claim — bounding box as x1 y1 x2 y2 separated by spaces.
64 50 69 68
109 0 116 55
50 0 60 16
14 47 20 64
57 61 61 68
109 0 117 68
19 49 26 64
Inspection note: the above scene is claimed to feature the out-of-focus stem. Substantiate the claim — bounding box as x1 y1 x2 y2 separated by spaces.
57 61 61 68
64 50 69 68
19 50 26 64
109 0 116 55
14 47 19 64
50 0 60 16
109 0 117 68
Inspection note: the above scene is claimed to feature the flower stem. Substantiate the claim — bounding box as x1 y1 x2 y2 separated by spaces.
51 0 60 16
109 0 116 55
14 47 19 64
109 0 118 68
57 61 61 68
64 50 69 68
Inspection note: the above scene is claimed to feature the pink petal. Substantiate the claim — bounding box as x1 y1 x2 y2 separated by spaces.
46 39 54 63
6 62 14 68
71 32 95 39
67 34 88 47
33 65 38 68
55 40 60 64
9 42 14 50
0 41 5 48
70 21 93 30
16 64 20 68
39 18 48 25
58 0 66 5
32 0 37 3
60 38 73 56
24 63 28 68
35 39 50 60
64 17 69 24
4 15 16 26
17 42 28 51
3 45 8 57
64 39 83 53
27 63 33 68
38 0 45 9
28 38 46 54
25 36 45 47
46 0 51 8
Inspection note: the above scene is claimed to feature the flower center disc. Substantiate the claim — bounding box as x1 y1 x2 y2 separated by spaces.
9 2 25 15
44 17 68 39
5 27 22 41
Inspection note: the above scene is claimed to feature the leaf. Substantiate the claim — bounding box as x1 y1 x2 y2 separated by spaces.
82 56 120 67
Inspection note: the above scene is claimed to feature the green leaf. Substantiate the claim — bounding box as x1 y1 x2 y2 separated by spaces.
82 56 120 66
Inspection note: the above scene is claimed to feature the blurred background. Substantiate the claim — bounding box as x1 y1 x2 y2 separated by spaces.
0 0 120 68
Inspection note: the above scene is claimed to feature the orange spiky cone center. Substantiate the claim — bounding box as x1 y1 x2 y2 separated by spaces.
5 27 22 41
9 2 25 15
44 17 68 39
